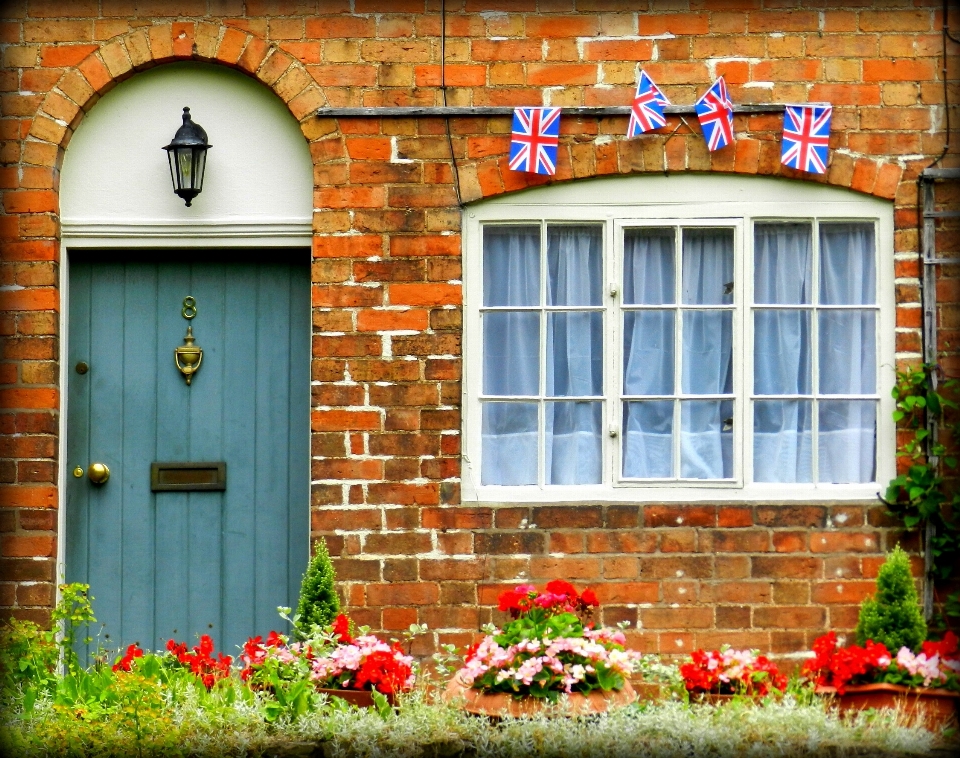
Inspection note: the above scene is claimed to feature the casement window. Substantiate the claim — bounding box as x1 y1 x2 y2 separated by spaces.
462 175 895 502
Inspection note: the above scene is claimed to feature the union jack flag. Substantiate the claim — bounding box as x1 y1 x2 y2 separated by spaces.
509 107 561 175
781 104 832 174
627 70 669 137
695 77 734 151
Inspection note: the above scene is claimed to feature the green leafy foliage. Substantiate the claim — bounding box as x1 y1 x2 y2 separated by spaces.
884 364 960 625
0 582 98 709
856 546 927 652
294 537 340 638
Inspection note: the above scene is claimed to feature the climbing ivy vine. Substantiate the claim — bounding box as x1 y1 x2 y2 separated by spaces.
883 364 960 624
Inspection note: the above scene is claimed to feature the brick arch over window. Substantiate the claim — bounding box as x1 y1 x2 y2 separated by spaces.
455 132 904 204
28 23 326 182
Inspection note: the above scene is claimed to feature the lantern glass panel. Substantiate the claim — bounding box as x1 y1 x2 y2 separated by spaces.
195 150 206 192
177 148 195 190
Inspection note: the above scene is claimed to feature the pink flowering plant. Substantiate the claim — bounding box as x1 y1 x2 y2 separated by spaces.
455 581 641 701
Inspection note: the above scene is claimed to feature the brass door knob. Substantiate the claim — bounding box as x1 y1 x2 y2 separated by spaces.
87 463 110 485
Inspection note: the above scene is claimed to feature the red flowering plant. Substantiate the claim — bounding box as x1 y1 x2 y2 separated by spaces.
165 634 233 689
802 631 960 695
679 647 787 699
454 580 641 701
241 613 416 697
111 643 144 672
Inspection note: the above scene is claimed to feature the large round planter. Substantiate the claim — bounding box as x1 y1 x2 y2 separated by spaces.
816 683 959 730
443 674 636 718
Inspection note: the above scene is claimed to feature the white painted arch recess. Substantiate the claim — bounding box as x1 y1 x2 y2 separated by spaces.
60 62 313 247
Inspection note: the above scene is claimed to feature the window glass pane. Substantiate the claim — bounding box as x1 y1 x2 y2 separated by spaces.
754 310 811 395
483 312 539 395
483 225 540 306
548 226 602 306
819 223 876 305
682 229 734 305
546 402 602 484
623 311 674 395
680 400 733 479
547 312 602 396
482 402 538 485
623 228 675 305
818 310 876 394
754 223 812 304
818 401 876 483
682 310 733 394
622 401 673 478
753 400 812 482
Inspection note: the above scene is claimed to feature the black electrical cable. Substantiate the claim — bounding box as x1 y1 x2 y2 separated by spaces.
441 0 463 207
945 0 960 45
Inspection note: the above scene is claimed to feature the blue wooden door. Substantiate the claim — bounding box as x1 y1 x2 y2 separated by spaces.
66 252 310 661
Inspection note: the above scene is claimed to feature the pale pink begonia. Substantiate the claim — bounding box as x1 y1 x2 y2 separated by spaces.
895 647 947 687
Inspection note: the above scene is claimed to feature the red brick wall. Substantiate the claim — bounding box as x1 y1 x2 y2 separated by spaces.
1 0 957 660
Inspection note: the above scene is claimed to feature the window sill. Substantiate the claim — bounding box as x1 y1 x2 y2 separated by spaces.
461 482 883 504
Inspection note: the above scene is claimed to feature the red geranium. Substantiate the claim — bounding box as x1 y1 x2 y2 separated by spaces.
496 581 599 623
922 630 959 659
112 643 144 672
166 634 233 689
353 646 413 694
680 647 787 697
802 632 891 695
331 613 352 644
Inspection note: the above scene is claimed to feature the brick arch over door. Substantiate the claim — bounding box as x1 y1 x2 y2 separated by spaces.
27 22 326 192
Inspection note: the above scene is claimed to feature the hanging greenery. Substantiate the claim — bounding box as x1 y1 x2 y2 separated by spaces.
883 364 960 625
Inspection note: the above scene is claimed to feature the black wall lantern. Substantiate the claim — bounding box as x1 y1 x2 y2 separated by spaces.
163 107 211 207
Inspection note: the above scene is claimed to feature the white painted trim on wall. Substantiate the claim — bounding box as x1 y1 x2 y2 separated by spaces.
62 221 313 248
461 174 896 505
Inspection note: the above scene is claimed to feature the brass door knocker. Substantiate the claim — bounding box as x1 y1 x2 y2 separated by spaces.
174 296 203 385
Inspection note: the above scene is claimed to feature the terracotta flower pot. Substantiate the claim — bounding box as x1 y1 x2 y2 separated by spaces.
316 687 398 708
443 673 636 718
816 683 959 730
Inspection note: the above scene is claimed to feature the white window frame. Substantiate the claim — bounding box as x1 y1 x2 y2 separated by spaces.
462 174 896 503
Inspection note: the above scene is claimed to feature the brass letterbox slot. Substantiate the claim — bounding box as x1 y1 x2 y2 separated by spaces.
151 462 226 492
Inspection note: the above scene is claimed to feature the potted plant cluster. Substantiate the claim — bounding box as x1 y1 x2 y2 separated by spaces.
678 646 787 702
444 580 642 717
239 615 415 708
239 539 416 708
803 546 960 728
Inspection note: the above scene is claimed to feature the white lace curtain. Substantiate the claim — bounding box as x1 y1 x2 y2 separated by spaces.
481 226 603 485
480 222 876 486
621 229 734 479
753 223 876 483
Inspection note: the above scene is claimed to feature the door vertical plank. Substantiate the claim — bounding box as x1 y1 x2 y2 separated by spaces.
65 260 93 661
221 263 258 647
87 263 126 654
254 265 293 635
154 265 191 647
119 262 158 651
185 263 225 644
286 264 311 598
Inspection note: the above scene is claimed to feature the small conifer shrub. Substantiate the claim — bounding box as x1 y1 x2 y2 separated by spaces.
855 545 927 653
295 537 339 638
